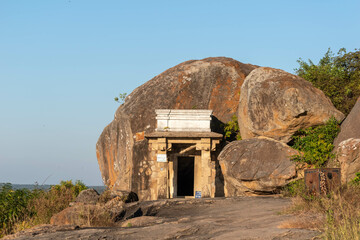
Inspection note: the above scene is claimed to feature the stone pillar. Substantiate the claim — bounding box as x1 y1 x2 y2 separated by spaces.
148 138 170 200
156 159 168 199
201 149 211 197
196 138 214 198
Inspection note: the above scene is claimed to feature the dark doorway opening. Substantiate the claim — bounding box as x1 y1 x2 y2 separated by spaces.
177 157 194 196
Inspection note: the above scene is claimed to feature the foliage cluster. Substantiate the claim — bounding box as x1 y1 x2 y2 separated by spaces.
0 184 35 237
281 179 306 198
0 180 87 237
114 92 127 104
223 115 242 141
290 117 340 167
296 48 360 115
350 172 360 185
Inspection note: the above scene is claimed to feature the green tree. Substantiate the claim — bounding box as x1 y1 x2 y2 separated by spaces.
296 48 360 115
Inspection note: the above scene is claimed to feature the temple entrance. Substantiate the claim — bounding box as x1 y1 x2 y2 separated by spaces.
177 156 194 196
145 109 223 200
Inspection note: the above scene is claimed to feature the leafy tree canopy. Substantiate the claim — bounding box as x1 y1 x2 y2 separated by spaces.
296 48 360 115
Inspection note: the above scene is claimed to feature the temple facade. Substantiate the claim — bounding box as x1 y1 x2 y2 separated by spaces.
145 109 223 199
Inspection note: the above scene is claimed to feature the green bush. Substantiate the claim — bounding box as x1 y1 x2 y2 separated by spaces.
0 184 35 237
281 179 306 197
290 117 340 167
223 115 242 141
350 172 360 185
0 180 87 237
50 180 87 198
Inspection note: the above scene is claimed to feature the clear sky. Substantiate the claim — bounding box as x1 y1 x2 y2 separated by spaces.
0 0 359 186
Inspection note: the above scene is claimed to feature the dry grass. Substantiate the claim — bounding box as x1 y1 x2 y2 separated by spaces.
78 204 114 227
282 184 360 239
29 187 75 225
279 212 325 231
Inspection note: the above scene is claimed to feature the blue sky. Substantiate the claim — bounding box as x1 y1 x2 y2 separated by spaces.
0 0 359 186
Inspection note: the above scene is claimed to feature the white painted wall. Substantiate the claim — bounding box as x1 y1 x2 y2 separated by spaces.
155 109 212 132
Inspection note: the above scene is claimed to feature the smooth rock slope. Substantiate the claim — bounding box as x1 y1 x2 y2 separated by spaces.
334 97 360 147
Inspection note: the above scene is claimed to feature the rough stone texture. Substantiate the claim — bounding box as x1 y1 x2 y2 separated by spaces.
75 189 99 204
120 216 164 227
238 67 345 143
1 224 80 240
334 97 360 147
6 197 320 240
111 190 139 203
50 204 102 226
96 57 258 199
218 137 299 195
103 197 126 220
335 138 360 183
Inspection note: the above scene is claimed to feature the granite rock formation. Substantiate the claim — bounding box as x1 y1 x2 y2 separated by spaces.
238 67 345 143
75 189 99 204
50 204 105 226
218 137 299 195
333 97 360 147
96 57 257 199
335 138 360 183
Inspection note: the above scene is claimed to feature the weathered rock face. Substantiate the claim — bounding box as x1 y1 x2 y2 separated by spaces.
335 138 360 183
50 204 105 226
75 189 99 204
238 67 345 143
96 57 257 199
218 137 298 195
334 97 360 147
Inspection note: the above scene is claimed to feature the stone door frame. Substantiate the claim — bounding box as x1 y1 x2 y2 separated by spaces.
146 132 222 200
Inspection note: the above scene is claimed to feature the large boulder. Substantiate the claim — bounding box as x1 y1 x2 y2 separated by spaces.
50 204 107 226
333 97 360 147
335 138 360 183
218 137 299 195
96 57 258 199
238 67 345 143
75 189 99 204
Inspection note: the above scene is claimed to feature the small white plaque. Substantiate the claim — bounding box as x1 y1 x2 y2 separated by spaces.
157 154 167 162
157 153 167 162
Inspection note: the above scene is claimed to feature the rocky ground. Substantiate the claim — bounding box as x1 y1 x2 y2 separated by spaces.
4 196 320 240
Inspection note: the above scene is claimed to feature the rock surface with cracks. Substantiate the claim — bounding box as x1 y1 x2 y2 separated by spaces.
238 67 345 143
218 137 299 195
333 97 360 147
